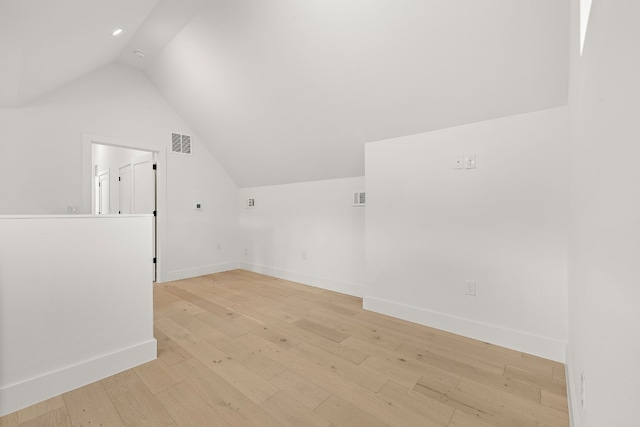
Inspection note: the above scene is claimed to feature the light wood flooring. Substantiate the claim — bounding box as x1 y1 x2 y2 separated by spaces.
1 270 569 426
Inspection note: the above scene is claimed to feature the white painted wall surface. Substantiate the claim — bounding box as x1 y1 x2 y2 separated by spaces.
148 0 570 188
0 215 156 416
365 107 569 361
239 177 365 296
0 64 239 282
567 0 640 425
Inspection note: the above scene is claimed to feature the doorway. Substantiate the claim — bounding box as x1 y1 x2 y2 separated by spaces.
92 143 158 281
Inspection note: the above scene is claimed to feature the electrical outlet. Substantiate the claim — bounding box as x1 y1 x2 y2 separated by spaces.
454 156 464 169
464 154 476 169
244 248 248 256
465 280 477 296
302 251 307 260
217 243 221 250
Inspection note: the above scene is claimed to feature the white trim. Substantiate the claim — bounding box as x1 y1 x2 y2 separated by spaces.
0 214 151 219
0 339 156 417
82 133 166 283
239 262 365 297
162 262 240 283
565 347 582 427
363 296 566 362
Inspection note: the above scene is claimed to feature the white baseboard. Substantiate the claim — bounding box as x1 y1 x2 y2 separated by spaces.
363 296 566 362
162 262 240 283
239 262 365 297
0 339 157 417
565 348 582 427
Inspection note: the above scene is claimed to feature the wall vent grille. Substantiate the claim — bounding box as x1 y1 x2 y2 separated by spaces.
353 192 365 207
171 133 192 155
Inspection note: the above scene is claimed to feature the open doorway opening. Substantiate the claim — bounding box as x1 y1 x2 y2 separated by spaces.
92 143 158 281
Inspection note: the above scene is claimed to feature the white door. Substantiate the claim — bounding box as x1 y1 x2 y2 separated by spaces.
132 153 155 215
119 164 132 214
98 170 110 215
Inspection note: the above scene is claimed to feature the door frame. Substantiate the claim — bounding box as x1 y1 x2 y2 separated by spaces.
82 133 166 283
96 169 110 215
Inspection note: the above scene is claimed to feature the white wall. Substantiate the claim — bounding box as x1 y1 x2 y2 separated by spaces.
566 0 640 425
0 215 156 416
239 177 365 296
148 0 570 188
365 107 569 361
0 64 239 282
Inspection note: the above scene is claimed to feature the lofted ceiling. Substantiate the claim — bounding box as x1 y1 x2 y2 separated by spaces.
0 0 569 187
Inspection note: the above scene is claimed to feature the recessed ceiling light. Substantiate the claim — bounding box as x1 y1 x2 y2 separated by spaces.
112 28 123 36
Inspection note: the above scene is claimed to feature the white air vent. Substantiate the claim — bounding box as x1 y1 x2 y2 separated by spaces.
181 135 191 154
353 192 365 207
171 133 192 155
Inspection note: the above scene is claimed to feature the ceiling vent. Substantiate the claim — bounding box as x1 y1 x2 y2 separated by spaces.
353 192 365 207
171 133 192 155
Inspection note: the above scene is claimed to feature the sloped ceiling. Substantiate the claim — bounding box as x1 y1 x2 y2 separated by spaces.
0 0 158 107
1 0 569 188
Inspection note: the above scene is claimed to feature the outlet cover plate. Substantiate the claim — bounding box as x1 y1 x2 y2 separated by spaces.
465 280 477 296
454 156 464 169
464 155 476 169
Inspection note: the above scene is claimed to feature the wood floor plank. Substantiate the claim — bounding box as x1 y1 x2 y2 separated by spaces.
359 354 422 389
447 409 494 427
290 342 387 392
395 341 544 405
156 317 280 405
376 380 454 426
170 357 282 427
195 310 249 338
314 395 387 427
341 336 461 389
354 309 438 343
155 382 230 427
232 314 302 350
209 334 287 380
102 370 175 426
239 333 444 427
260 391 331 427
134 359 182 395
541 389 570 414
413 376 538 427
270 369 331 410
294 318 349 343
63 381 124 427
455 377 569 426
154 327 193 366
244 313 369 364
16 396 65 425
504 364 567 395
18 407 71 427
0 413 17 427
